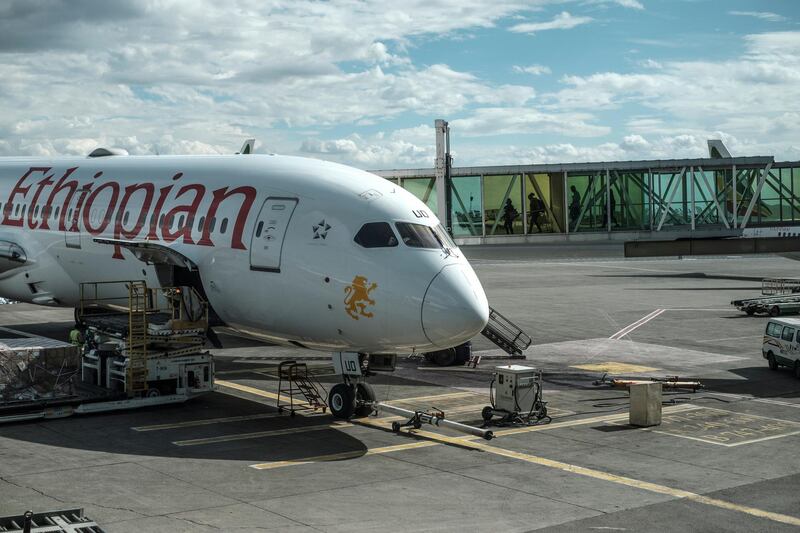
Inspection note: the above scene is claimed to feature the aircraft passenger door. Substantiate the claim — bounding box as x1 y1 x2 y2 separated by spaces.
249 197 298 273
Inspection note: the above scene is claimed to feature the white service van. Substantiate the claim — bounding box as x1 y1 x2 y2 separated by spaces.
763 317 800 376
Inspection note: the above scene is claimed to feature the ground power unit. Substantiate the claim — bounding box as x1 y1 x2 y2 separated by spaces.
483 364 550 426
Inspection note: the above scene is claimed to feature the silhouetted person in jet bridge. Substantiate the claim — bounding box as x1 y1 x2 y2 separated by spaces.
569 185 581 225
606 191 617 228
502 198 518 234
527 192 544 233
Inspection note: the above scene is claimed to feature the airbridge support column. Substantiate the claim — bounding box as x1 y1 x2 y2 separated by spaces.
435 119 451 230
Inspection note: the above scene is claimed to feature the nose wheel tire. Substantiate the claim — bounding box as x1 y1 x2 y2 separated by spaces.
354 383 376 418
328 384 356 419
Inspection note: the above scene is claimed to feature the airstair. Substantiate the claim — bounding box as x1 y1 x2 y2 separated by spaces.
277 361 328 416
481 307 532 358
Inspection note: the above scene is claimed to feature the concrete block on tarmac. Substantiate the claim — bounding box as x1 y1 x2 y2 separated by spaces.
630 382 662 427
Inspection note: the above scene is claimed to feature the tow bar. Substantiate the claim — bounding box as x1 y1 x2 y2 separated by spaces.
374 402 494 440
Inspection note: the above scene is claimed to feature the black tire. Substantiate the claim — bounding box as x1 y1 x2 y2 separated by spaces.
770 306 781 317
745 308 755 316
146 388 160 398
433 348 457 366
354 383 376 418
482 406 494 422
328 383 355 419
391 421 401 433
768 352 778 370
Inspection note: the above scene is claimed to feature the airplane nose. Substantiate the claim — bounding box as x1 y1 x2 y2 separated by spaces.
422 264 489 348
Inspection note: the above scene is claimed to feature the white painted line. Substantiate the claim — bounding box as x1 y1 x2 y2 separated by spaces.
752 398 800 409
609 309 665 340
695 335 761 343
664 308 732 312
132 412 290 432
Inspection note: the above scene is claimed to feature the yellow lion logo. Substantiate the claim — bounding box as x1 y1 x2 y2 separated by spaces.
344 275 377 320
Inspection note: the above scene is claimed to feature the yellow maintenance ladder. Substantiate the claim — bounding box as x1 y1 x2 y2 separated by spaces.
126 281 149 395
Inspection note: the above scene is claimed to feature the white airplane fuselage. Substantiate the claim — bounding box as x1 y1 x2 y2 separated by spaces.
0 154 489 354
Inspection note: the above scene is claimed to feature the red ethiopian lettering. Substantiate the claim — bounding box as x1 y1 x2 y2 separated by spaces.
199 185 256 249
3 167 50 227
162 183 205 244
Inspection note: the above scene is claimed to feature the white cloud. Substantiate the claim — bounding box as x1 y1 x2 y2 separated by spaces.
544 31 800 149
451 107 610 137
614 0 644 9
513 64 552 75
509 12 593 34
729 11 787 23
1 1 798 169
0 1 543 157
300 131 434 168
638 58 662 69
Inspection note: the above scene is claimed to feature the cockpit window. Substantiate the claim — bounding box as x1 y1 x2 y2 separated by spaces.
395 222 441 248
354 222 398 248
434 224 457 250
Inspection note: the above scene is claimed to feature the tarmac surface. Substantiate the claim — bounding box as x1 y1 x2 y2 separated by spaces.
3 243 800 532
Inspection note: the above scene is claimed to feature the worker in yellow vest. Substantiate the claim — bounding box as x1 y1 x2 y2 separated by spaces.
69 326 85 349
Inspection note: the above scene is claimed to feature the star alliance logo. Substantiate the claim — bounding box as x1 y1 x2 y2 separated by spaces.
313 220 331 240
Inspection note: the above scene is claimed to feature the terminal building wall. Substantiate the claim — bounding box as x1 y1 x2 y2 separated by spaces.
376 159 800 242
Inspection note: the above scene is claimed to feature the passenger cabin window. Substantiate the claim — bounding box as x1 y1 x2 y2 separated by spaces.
354 222 398 248
256 220 264 237
396 222 441 249
220 218 228 234
782 326 795 341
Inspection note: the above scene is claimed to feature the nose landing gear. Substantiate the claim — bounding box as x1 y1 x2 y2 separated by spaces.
329 352 384 419
328 381 376 419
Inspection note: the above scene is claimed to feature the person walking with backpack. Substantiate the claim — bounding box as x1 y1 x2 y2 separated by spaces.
502 198 518 234
527 192 544 233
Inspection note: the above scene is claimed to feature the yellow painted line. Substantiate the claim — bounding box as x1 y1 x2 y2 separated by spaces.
217 380 476 414
250 441 438 470
246 405 699 470
172 422 351 447
400 427 800 528
571 362 660 374
216 379 313 408
132 412 296 432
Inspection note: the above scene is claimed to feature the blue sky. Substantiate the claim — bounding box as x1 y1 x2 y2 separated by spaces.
0 0 798 168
